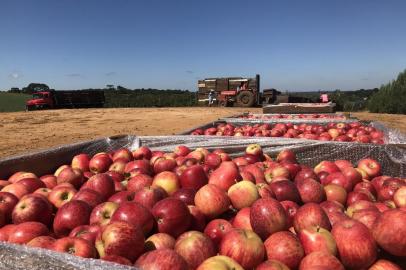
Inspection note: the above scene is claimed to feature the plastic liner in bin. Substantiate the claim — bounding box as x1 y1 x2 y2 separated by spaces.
179 120 406 145
0 242 136 270
0 135 405 269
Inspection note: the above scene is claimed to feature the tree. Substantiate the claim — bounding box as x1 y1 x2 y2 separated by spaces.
22 83 49 94
368 69 406 114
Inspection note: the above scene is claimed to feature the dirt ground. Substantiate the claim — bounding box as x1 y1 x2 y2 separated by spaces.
0 108 404 158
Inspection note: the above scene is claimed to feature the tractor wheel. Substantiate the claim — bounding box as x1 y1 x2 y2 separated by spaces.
219 100 229 107
236 91 255 107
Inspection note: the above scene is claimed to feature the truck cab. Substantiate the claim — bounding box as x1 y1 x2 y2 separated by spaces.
26 91 54 110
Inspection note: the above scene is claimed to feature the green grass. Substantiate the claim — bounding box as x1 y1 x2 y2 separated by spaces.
0 92 32 112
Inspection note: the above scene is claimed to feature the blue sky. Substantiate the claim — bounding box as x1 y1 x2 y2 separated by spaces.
1 0 405 91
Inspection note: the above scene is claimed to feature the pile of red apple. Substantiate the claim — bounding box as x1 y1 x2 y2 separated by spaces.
239 113 347 120
191 122 386 144
0 144 405 270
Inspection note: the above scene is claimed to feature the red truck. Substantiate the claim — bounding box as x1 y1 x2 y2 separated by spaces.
25 86 105 111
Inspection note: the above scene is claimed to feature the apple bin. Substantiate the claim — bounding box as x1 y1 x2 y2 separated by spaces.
183 119 406 145
0 135 405 269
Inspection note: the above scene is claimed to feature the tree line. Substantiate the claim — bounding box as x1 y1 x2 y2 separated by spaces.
367 69 406 114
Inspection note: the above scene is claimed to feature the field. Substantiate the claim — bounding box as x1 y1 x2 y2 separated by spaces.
0 92 31 112
0 107 405 158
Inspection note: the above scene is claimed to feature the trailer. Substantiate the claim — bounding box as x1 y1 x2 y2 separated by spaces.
26 90 105 110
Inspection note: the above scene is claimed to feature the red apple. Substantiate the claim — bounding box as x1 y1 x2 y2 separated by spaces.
89 153 112 174
108 160 126 174
277 149 297 163
188 205 206 231
270 180 301 203
0 191 19 221
232 207 252 230
323 184 347 205
134 248 188 270
256 260 290 270
34 187 52 199
334 159 353 170
8 221 49 244
71 153 90 172
256 183 275 199
101 255 132 266
341 167 362 186
12 194 53 225
53 200 91 237
295 169 318 183
152 198 191 238
112 148 132 162
172 188 196 206
8 171 38 183
89 201 118 226
54 165 70 177
125 159 152 175
1 183 30 199
179 165 208 190
280 200 299 228
48 185 77 208
265 166 290 184
40 175 57 189
372 209 406 256
195 184 231 219
56 167 84 189
132 146 152 160
16 177 45 193
220 228 265 269
314 161 340 175
368 259 402 270
293 203 331 233
0 224 16 241
127 173 153 192
357 158 381 179
27 235 56 249
264 231 304 269
132 186 167 209
296 178 326 203
69 224 101 244
72 188 103 209
145 233 176 251
346 200 378 217
324 172 353 192
196 255 244 270
346 190 375 205
352 209 380 230
175 231 217 269
394 186 406 207
208 161 240 191
205 153 222 169
53 236 96 258
96 221 144 261
203 219 233 246
299 251 344 270
81 173 115 201
227 180 259 209
250 198 288 240
111 201 154 235
332 219 377 269
152 171 180 196
298 225 337 256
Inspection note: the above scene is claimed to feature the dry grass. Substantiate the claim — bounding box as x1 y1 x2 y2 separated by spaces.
0 108 404 158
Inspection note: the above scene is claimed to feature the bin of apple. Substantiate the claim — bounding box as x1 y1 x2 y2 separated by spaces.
239 113 347 120
190 122 386 144
0 144 405 270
